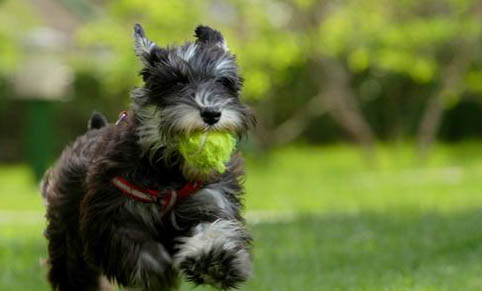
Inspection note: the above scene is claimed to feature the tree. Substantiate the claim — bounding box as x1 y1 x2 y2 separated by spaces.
78 0 481 154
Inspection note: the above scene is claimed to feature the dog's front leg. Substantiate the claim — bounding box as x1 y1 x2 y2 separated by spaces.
80 216 178 291
174 220 252 289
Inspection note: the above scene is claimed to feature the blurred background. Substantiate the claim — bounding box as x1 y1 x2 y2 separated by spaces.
0 0 481 290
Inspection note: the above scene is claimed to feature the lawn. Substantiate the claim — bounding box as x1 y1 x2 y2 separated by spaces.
1 143 481 290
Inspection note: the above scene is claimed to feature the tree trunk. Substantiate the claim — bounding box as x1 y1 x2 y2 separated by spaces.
256 59 376 162
269 95 326 145
416 45 472 158
416 91 444 158
318 60 376 158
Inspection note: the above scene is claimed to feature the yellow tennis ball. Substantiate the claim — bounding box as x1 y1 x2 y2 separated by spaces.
178 131 236 175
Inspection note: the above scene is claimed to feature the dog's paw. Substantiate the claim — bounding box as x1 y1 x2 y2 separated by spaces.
174 220 252 289
179 245 251 290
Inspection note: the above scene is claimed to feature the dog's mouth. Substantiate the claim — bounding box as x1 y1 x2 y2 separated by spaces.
160 104 245 137
136 104 251 166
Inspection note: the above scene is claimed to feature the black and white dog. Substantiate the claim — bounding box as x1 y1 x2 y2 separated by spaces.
41 24 255 291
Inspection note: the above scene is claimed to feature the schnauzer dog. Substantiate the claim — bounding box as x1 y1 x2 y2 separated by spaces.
41 24 255 291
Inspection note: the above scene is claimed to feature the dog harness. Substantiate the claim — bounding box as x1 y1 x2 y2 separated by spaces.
111 111 201 224
112 176 201 216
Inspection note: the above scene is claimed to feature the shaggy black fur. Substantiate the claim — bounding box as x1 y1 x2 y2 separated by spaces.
42 24 255 291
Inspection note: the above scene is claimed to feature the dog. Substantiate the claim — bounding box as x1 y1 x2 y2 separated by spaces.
41 24 256 291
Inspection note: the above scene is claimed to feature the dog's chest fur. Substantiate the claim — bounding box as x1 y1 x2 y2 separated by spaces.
78 119 243 238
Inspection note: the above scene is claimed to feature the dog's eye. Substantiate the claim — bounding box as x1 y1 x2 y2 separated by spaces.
217 77 236 91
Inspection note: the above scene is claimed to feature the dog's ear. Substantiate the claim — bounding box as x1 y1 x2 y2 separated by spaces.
88 111 108 130
194 25 228 51
133 24 160 65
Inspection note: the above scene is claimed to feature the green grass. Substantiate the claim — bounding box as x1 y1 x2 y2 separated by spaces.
0 165 43 211
1 142 482 290
244 142 482 213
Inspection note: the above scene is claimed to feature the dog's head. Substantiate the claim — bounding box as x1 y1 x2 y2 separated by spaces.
131 24 255 161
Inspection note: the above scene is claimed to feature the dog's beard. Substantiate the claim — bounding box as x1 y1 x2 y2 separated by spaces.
136 104 241 178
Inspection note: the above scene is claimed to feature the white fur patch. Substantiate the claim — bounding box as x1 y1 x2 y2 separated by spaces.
174 220 244 265
218 40 229 51
218 107 242 130
178 44 198 62
194 88 212 107
193 187 235 214
193 89 242 131
134 35 157 65
173 220 252 284
159 102 241 134
160 104 205 135
215 57 235 75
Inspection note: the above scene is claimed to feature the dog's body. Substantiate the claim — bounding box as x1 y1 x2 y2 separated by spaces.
42 25 255 291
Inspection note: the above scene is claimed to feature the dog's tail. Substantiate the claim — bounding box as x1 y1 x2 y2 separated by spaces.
88 111 108 130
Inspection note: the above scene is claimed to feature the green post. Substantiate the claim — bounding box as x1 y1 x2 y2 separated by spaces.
26 100 53 181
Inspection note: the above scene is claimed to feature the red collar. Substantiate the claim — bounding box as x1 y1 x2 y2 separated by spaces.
112 176 201 214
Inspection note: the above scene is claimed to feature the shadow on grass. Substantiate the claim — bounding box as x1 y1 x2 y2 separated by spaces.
247 209 482 291
1 209 481 291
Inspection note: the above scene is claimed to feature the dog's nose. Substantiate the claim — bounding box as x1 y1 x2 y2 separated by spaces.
200 108 221 125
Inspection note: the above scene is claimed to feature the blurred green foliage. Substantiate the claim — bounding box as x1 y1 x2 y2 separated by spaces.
0 0 481 164
320 0 481 84
0 0 39 73
74 0 481 99
75 0 304 101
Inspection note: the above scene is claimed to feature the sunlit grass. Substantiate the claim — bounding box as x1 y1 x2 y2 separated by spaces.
245 142 482 213
1 142 482 290
0 165 43 211
2 142 482 213
1 212 481 291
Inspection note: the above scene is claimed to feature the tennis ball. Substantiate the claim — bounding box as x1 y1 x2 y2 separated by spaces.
178 131 236 175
